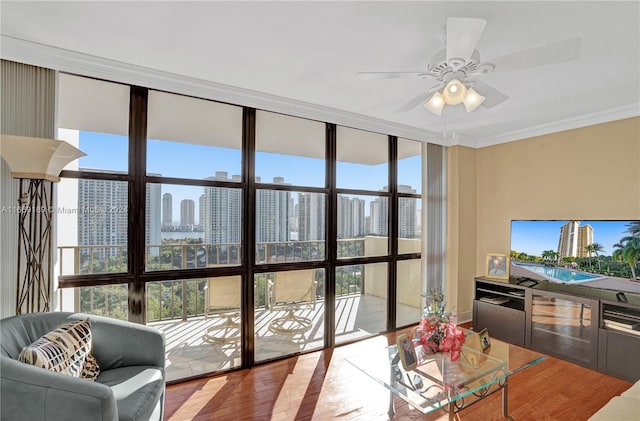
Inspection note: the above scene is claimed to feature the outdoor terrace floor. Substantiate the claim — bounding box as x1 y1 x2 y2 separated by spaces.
150 293 420 382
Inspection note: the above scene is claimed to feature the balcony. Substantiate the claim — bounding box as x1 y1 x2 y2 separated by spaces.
57 237 421 381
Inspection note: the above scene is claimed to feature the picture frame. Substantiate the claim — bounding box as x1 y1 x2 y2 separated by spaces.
486 253 510 279
478 328 491 352
396 333 417 371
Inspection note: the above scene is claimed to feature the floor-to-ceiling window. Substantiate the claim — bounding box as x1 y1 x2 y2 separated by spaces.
56 74 131 321
57 74 428 382
335 127 390 343
253 111 327 362
144 90 244 378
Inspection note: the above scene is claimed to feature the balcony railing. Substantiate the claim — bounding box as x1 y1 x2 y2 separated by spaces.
58 239 372 322
58 239 365 275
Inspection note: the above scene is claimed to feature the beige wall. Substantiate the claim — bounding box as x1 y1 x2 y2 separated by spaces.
447 117 640 320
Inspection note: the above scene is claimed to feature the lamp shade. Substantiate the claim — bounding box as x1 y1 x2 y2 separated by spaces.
442 79 467 105
463 88 486 113
424 92 446 116
0 135 86 182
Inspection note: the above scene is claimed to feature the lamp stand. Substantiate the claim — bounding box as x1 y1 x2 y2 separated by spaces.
16 178 54 314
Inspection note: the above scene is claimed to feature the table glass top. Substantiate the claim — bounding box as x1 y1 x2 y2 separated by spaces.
347 330 545 414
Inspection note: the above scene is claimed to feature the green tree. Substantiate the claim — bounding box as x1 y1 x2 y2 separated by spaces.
613 236 640 281
626 221 640 238
584 244 595 269
588 243 605 271
541 250 558 265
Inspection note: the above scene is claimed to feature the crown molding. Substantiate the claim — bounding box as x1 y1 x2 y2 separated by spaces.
1 35 448 146
3 35 637 150
473 103 640 148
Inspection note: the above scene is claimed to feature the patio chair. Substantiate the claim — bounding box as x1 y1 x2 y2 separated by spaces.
267 270 317 334
203 276 241 343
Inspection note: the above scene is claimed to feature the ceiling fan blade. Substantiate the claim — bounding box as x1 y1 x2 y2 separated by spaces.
446 17 487 63
356 72 431 80
489 37 581 71
471 80 509 108
397 86 441 112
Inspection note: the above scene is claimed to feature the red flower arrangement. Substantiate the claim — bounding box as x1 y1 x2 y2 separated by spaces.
414 289 466 362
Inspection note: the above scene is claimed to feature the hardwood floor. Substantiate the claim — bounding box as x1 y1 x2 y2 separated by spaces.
164 326 632 420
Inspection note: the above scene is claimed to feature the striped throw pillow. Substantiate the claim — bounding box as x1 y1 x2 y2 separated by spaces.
18 318 100 381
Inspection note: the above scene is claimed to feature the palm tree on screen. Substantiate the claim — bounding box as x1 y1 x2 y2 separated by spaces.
584 244 595 269
541 250 559 265
626 221 640 238
588 243 605 271
613 236 640 281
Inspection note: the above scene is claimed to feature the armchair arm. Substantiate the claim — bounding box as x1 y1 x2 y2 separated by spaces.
0 356 117 421
76 314 165 371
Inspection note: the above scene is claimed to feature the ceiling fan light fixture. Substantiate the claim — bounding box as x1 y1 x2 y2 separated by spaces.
463 87 486 112
442 79 467 105
424 92 445 115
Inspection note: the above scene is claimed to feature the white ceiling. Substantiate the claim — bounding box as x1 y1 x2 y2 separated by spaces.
1 1 639 148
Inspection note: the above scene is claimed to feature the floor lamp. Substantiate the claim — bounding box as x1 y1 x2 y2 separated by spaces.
0 135 85 314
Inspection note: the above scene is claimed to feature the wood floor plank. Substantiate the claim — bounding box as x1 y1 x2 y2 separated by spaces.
165 327 632 420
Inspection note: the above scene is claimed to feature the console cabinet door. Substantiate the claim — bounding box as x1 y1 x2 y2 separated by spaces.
473 300 525 346
598 329 640 382
530 293 598 369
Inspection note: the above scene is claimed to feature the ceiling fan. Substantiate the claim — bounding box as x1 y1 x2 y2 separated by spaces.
357 17 581 115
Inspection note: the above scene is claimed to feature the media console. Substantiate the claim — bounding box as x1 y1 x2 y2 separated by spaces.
473 277 640 382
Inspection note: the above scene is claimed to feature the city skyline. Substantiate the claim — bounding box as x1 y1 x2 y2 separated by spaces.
70 130 422 220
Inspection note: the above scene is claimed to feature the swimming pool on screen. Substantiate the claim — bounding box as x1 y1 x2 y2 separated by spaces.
514 263 605 283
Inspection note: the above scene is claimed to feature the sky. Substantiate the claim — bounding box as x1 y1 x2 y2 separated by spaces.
510 220 635 257
75 132 422 222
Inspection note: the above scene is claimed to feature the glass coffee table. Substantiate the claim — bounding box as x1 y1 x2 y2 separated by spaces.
348 332 545 420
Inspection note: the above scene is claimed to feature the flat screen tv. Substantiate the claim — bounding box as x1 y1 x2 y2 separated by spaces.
510 220 640 295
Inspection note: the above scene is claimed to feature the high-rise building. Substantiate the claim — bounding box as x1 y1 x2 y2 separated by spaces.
398 185 417 239
180 199 195 227
162 193 172 227
146 183 162 246
256 177 290 243
202 171 242 244
199 194 205 227
337 196 365 238
369 197 389 237
77 171 161 249
78 178 128 249
557 221 594 259
578 224 594 257
558 221 579 259
298 192 325 241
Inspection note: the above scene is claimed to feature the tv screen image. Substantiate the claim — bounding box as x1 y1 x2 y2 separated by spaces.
510 220 640 293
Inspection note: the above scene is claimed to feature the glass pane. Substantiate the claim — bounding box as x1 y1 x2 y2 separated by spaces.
398 198 421 254
147 90 242 179
337 126 388 191
254 269 325 362
59 284 128 321
57 178 128 275
59 74 130 173
256 190 326 264
335 263 387 344
397 259 422 327
146 183 242 271
531 294 592 366
337 194 388 258
256 111 325 187
398 137 422 194
146 277 242 381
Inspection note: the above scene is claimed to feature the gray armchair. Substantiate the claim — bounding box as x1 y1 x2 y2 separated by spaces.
1 312 166 421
